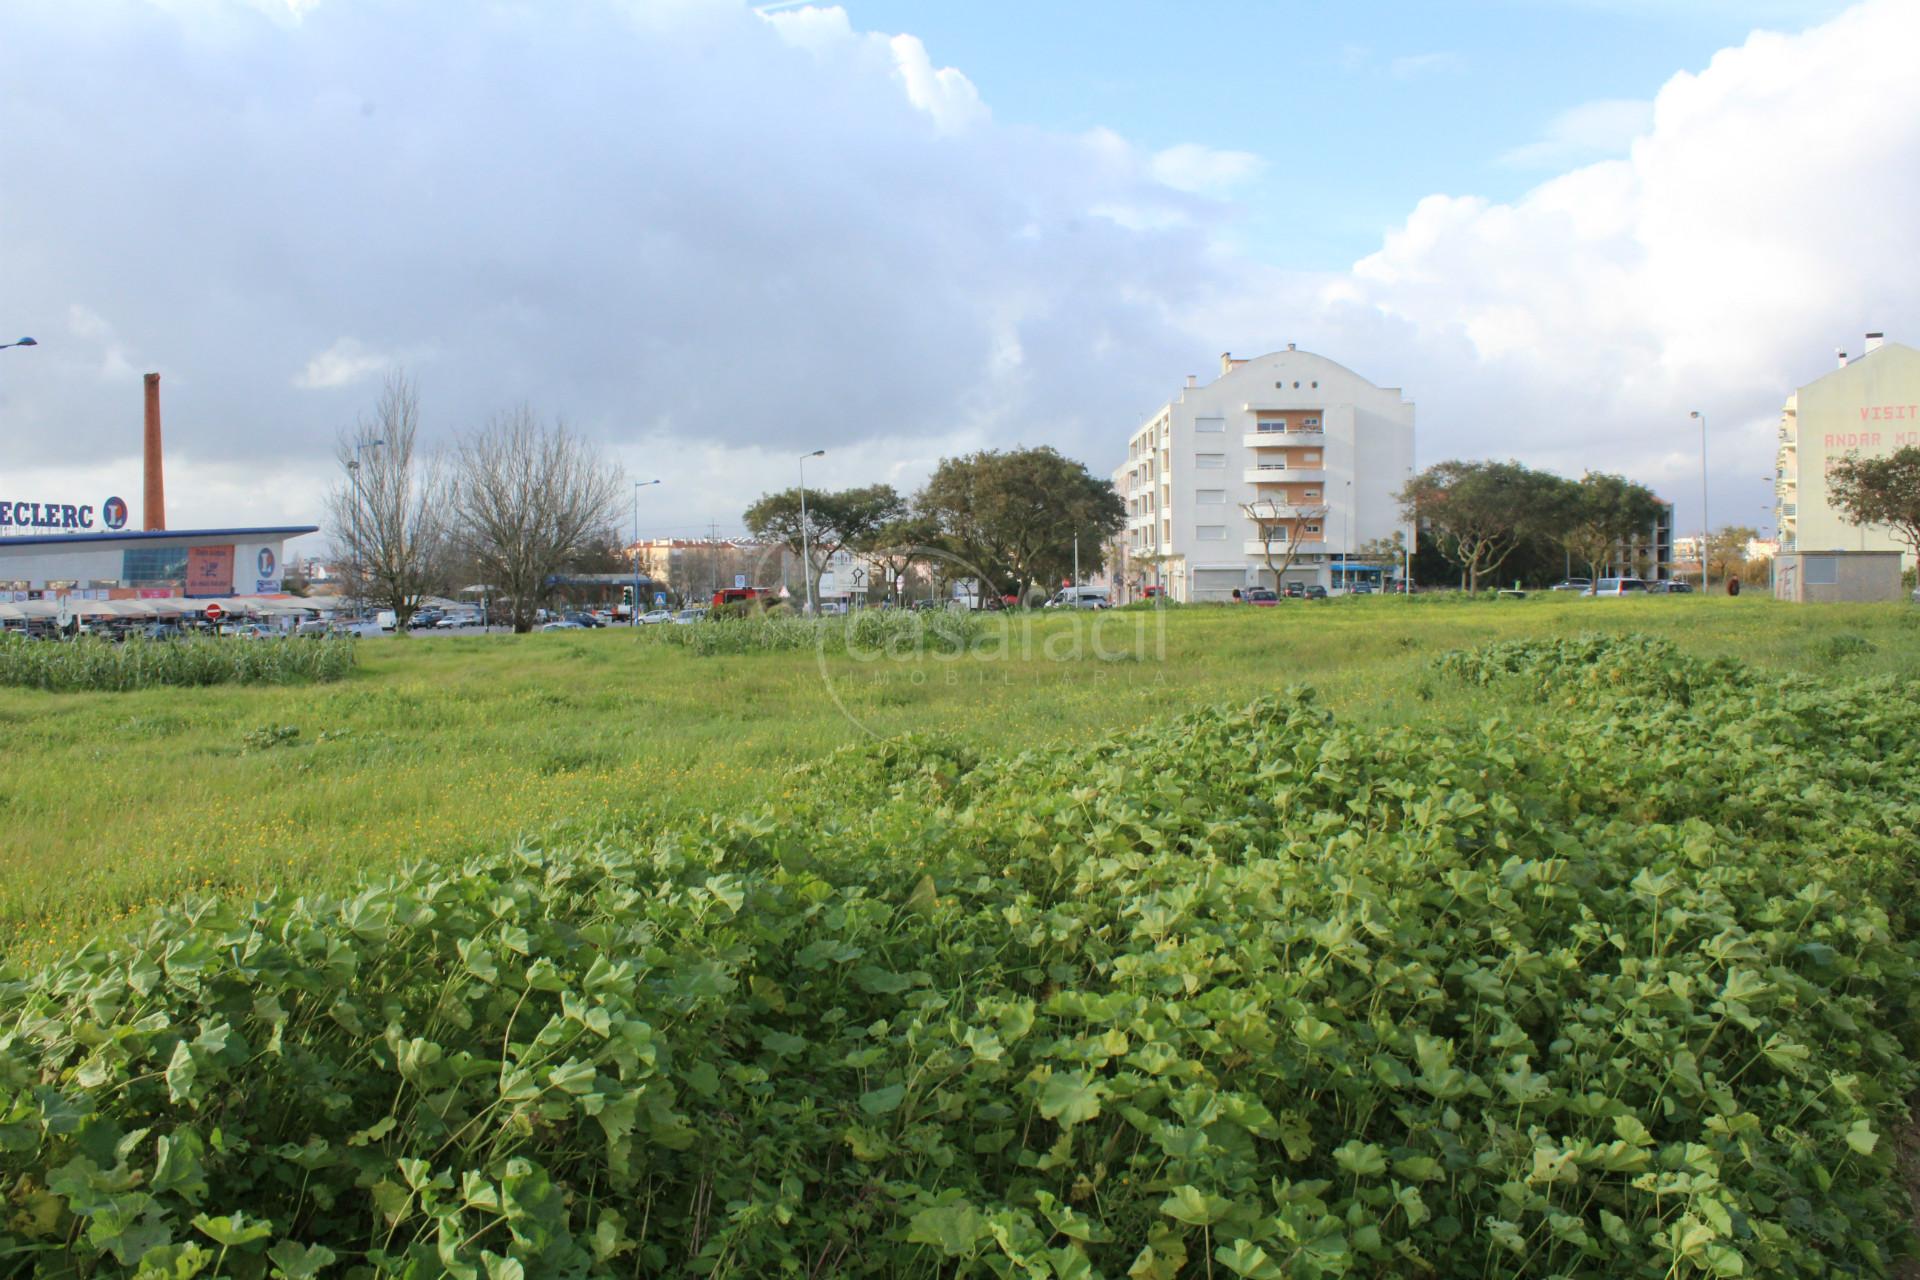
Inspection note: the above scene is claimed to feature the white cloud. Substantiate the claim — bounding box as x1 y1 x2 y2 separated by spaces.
1149 144 1263 197
1388 51 1465 80
1 0 1914 549
293 337 391 390
1499 97 1654 169
1327 0 1920 523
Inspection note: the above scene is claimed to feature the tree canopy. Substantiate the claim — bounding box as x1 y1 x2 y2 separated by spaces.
743 483 907 599
1399 461 1567 591
1827 445 1920 558
915 447 1126 600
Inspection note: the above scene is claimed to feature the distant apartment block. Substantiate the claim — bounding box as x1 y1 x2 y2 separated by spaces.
1776 332 1920 569
1109 348 1415 601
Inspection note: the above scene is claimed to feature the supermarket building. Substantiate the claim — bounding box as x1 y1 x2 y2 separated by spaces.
0 524 318 601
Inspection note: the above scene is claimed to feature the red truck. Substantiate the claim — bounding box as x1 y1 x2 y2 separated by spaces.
710 587 767 608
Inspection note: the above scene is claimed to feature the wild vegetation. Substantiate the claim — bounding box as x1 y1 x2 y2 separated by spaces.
0 636 356 694
0 629 1915 1275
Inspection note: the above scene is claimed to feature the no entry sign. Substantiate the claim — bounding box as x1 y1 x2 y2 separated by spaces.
204 603 226 623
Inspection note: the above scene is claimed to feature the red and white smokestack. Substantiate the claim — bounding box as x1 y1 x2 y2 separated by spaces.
143 372 166 531
1836 350 1848 369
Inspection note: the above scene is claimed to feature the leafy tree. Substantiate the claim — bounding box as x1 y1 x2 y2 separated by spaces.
1558 472 1666 580
1398 461 1565 592
744 484 906 606
916 447 1125 601
860 513 943 603
1828 445 1920 559
1707 525 1759 585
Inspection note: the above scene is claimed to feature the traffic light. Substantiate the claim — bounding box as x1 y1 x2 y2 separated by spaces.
622 585 634 606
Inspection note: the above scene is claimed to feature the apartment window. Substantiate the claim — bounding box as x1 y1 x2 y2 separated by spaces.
1302 416 1321 427
1195 489 1226 505
1195 417 1226 433
1303 490 1320 499
1195 453 1227 469
1196 525 1227 541
1303 524 1322 534
1257 418 1287 432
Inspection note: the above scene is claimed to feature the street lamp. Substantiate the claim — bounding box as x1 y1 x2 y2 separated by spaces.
0 337 36 352
799 449 825 614
631 479 661 623
1690 410 1709 593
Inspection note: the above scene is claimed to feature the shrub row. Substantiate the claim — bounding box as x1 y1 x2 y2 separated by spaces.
0 636 357 692
0 634 1915 1275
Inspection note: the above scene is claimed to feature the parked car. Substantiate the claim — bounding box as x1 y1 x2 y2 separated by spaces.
1281 582 1305 599
561 611 603 629
1646 580 1695 595
141 622 185 641
293 618 330 637
333 619 386 638
639 609 674 625
230 624 273 640
539 619 586 631
1303 585 1328 600
1045 586 1111 610
1242 588 1279 606
671 608 706 625
435 612 481 628
1549 578 1592 592
409 609 446 630
1585 577 1649 596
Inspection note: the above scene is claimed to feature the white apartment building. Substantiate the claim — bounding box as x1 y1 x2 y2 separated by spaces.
1109 347 1415 601
1776 333 1920 569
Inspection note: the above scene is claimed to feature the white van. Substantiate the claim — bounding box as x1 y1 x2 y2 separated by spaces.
1046 586 1111 610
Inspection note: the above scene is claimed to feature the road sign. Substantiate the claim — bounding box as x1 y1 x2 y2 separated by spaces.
734 574 747 589
653 592 667 606
204 602 226 623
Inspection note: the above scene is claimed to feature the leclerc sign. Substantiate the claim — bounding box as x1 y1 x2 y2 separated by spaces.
0 496 130 532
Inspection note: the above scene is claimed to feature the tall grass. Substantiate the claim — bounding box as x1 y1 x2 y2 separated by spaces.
646 608 981 656
0 635 358 692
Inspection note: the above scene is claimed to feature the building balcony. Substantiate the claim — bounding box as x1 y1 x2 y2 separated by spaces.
1126 513 1155 531
1245 467 1325 485
1242 503 1318 520
1244 539 1325 555
1244 430 1325 449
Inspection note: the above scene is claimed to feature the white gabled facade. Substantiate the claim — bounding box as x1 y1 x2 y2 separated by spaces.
1775 334 1920 570
1108 348 1415 602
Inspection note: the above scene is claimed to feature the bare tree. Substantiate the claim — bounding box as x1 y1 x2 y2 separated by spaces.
451 408 623 632
326 374 452 634
1242 498 1329 593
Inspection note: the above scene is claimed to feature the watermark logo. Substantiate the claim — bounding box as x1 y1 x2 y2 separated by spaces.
760 543 1168 739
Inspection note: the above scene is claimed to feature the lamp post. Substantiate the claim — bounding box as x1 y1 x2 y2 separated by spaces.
799 449 825 614
631 479 661 624
1342 478 1353 593
1690 410 1709 593
0 337 36 352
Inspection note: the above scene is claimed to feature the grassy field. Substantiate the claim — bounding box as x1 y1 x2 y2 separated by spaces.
2 595 1913 959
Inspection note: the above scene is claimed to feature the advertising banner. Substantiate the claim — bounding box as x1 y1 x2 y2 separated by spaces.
186 545 234 597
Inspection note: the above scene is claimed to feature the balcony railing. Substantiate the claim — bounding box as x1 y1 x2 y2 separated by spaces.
1244 538 1325 555
1245 467 1326 485
1244 430 1325 449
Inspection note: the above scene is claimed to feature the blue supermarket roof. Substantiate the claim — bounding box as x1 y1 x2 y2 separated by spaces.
0 526 319 549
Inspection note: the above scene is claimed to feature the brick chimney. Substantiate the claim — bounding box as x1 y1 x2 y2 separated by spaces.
143 373 166 531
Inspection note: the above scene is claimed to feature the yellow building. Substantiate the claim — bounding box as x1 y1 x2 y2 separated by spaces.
1776 333 1920 569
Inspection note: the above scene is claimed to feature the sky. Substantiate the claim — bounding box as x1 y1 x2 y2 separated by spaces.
0 0 1912 554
